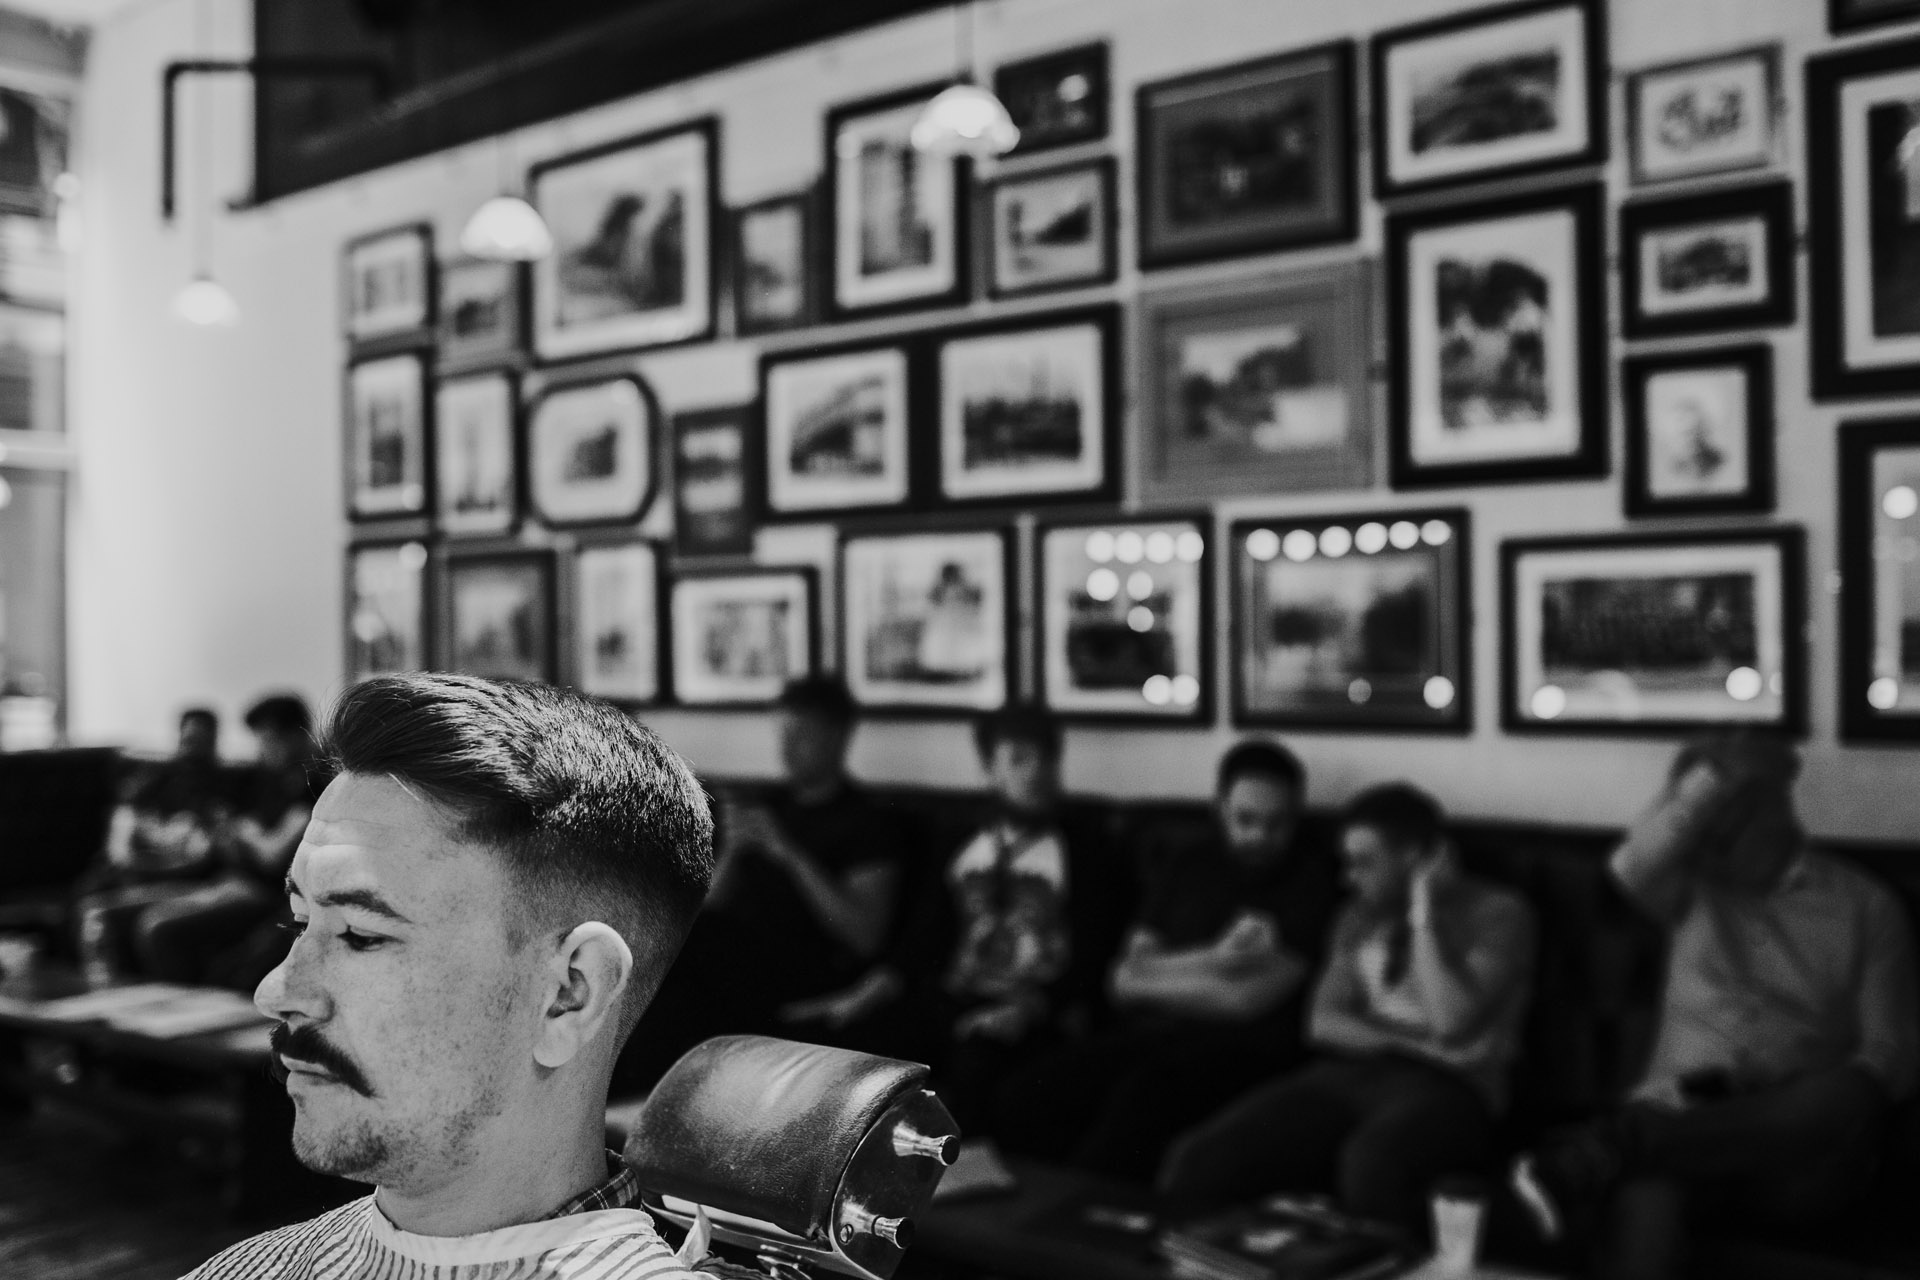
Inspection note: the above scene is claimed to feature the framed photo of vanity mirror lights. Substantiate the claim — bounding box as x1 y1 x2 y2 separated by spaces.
1838 418 1920 740
1501 528 1805 734
1230 510 1470 731
840 528 1014 714
1037 516 1212 723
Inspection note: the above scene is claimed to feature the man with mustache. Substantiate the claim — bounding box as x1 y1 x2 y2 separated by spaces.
185 673 727 1279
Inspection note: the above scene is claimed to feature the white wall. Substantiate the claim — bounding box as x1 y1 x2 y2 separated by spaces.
65 0 1920 837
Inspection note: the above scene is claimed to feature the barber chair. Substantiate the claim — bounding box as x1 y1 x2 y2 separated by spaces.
624 1035 961 1280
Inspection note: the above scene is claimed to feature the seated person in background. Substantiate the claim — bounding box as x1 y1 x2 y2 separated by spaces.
1160 784 1536 1237
990 740 1340 1180
76 706 233 982
1510 733 1919 1280
187 673 737 1279
137 693 321 988
616 675 905 1088
785 704 1115 1124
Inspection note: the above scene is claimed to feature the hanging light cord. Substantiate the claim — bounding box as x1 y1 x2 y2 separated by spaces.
189 0 213 277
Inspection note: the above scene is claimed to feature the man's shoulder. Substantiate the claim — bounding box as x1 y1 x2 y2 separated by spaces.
1799 848 1912 922
182 1196 371 1278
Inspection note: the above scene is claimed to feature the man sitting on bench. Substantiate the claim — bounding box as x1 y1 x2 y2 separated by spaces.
1510 733 1920 1280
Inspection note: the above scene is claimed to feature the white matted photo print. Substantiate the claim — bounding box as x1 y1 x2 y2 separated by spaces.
1628 46 1777 185
347 353 429 519
574 541 662 704
435 372 517 537
828 84 965 315
669 569 816 706
762 345 912 516
346 541 428 680
344 224 432 343
527 375 657 528
842 530 1010 711
1624 346 1774 517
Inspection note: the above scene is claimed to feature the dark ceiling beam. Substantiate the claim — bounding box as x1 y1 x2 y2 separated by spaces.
257 0 957 203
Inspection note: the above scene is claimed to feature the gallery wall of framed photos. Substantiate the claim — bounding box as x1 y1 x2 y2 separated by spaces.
290 0 1920 839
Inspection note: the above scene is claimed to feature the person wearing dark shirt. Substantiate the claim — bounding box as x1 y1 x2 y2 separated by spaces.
616 676 905 1088
989 740 1340 1180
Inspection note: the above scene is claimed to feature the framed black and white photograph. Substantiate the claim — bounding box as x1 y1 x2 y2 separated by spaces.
673 405 757 558
434 371 519 537
573 540 664 706
1623 346 1775 518
346 352 431 520
1386 183 1606 489
1839 419 1920 738
1038 516 1211 723
1808 37 1920 399
346 540 429 680
1627 46 1778 186
527 374 658 529
445 549 557 684
1619 182 1795 339
841 529 1012 713
827 83 967 317
1139 261 1372 503
984 158 1116 299
1501 529 1805 733
1830 0 1920 34
669 568 817 707
1372 0 1606 199
760 343 912 518
935 307 1118 507
1136 42 1356 270
344 223 433 346
530 119 719 360
995 42 1109 155
436 257 523 369
1231 510 1471 732
0 302 63 434
732 192 816 335
0 75 71 218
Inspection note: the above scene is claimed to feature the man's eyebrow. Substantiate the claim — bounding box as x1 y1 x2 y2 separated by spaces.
282 876 413 924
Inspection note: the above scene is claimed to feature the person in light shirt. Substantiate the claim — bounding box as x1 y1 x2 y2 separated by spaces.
1511 732 1919 1280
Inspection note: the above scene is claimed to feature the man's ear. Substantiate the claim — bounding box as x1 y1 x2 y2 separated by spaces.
533 922 634 1070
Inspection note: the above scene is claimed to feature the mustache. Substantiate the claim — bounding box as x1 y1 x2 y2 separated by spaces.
269 1022 374 1096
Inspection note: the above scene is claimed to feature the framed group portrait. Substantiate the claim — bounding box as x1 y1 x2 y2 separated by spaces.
841 528 1013 713
1372 0 1607 199
1501 528 1805 734
672 405 758 558
1231 509 1471 732
1037 516 1212 723
530 120 719 361
732 191 818 336
1385 183 1606 489
526 374 658 529
346 352 431 520
1808 37 1920 399
760 341 913 518
826 83 968 318
572 539 665 706
669 567 817 707
1626 46 1779 186
434 371 519 538
983 158 1117 300
1619 182 1795 339
1837 418 1920 739
345 540 429 680
1136 41 1357 270
1622 346 1775 518
444 549 558 684
436 258 524 370
343 223 433 347
1139 260 1373 503
994 42 1110 155
934 307 1119 508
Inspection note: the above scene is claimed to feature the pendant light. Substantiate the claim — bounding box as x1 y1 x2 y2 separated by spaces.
460 132 553 262
911 3 1019 159
171 0 238 326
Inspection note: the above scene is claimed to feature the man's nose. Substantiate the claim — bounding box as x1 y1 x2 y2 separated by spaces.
255 932 325 1023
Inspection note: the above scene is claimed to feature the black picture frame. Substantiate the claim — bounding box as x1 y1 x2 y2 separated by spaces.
668 565 820 708
344 538 431 681
994 41 1110 155
1034 513 1215 726
343 221 435 352
1837 417 1920 740
1136 41 1357 270
758 337 919 521
929 304 1121 510
528 118 721 361
1619 181 1796 339
1830 0 1920 34
436 257 527 371
1229 509 1473 733
345 350 434 522
1626 45 1780 187
433 369 521 540
1371 0 1607 199
838 522 1017 716
672 404 759 558
982 156 1118 301
1807 37 1920 400
568 535 670 708
731 190 819 336
1385 182 1607 489
525 371 660 530
824 81 970 320
1500 527 1806 734
1623 345 1776 518
443 546 559 684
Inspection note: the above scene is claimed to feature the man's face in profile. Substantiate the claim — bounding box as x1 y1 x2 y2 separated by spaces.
1218 774 1299 869
255 773 541 1188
